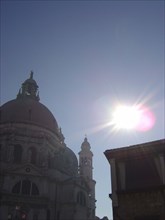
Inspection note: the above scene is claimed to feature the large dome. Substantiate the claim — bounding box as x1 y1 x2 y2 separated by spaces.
0 72 59 133
0 98 59 133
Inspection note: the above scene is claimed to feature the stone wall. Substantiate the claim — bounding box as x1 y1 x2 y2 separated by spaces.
114 189 165 220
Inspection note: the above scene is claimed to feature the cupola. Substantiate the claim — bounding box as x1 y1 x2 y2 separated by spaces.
17 71 40 101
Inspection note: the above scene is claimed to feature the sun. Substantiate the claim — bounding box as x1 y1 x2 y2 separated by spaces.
111 104 155 131
111 105 142 130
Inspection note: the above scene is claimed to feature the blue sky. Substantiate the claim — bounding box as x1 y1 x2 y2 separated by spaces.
1 1 164 219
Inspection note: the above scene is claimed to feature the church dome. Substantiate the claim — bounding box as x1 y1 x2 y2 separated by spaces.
0 72 59 133
0 98 59 133
63 147 78 175
53 146 78 176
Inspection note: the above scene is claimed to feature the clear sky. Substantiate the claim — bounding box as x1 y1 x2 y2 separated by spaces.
1 0 164 219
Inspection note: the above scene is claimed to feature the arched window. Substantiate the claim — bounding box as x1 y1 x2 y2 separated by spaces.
32 183 39 195
12 181 21 194
48 153 51 168
47 209 50 220
33 213 38 220
22 180 31 195
28 147 37 165
13 145 22 164
12 180 39 196
77 191 86 206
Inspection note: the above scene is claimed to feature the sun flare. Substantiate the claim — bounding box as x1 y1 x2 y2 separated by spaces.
111 104 155 131
112 105 141 130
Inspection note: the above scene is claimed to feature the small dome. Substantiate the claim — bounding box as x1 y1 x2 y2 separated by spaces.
62 147 78 176
54 147 78 176
0 98 59 133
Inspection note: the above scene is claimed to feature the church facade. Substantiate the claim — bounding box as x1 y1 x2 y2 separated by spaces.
0 73 96 220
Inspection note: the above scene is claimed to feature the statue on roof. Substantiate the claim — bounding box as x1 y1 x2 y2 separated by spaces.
30 71 34 79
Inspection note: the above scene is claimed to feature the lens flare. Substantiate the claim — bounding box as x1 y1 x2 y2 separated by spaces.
136 106 155 132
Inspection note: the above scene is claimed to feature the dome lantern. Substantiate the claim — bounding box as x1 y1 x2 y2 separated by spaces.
17 71 40 101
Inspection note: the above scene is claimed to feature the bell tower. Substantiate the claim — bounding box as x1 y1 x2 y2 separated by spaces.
79 137 96 220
